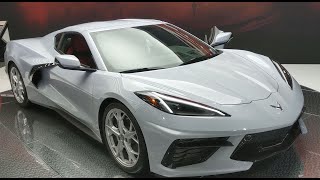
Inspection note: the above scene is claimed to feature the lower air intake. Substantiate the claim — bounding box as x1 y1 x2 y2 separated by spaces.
161 137 233 169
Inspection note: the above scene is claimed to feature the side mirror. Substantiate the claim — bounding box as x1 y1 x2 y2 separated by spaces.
55 55 80 69
55 55 96 72
204 26 233 49
212 32 232 49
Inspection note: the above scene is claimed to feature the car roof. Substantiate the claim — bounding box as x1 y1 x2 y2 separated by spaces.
60 19 166 33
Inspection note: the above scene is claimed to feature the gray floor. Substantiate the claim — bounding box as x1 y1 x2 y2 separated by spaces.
0 94 132 178
0 86 320 178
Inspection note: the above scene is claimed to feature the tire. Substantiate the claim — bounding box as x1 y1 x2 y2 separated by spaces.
9 63 31 107
101 102 149 175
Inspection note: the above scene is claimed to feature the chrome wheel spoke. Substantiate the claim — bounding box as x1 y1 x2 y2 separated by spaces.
124 141 138 163
111 144 117 154
124 131 136 139
18 81 23 89
18 85 24 91
111 141 123 158
116 141 124 157
106 125 120 137
131 136 139 145
114 111 125 134
18 90 24 101
12 75 18 83
124 121 137 140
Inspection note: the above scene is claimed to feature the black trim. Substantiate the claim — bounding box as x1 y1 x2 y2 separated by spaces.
29 62 56 88
58 65 97 72
161 137 233 169
55 58 97 72
212 40 228 47
279 63 293 89
0 21 8 61
272 60 293 90
0 21 8 41
29 63 56 79
230 109 304 162
0 40 5 62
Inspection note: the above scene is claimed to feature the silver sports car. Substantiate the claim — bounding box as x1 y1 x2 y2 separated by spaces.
4 19 306 177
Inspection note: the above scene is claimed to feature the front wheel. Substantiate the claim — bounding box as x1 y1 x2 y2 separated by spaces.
9 64 31 107
101 102 149 175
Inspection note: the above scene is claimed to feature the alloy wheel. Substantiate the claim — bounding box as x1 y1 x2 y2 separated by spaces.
10 67 25 103
105 108 140 167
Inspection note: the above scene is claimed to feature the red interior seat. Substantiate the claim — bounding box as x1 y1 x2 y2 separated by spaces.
66 35 95 68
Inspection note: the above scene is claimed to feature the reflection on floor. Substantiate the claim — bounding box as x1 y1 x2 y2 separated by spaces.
0 86 320 178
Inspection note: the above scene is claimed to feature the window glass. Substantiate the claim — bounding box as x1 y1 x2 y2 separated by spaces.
58 33 96 69
54 33 63 50
91 23 219 72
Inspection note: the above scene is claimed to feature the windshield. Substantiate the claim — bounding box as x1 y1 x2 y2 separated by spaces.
90 23 220 73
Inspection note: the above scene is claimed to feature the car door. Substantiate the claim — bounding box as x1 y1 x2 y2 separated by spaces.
42 32 97 125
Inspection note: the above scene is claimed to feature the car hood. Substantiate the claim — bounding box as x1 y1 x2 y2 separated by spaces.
121 50 279 105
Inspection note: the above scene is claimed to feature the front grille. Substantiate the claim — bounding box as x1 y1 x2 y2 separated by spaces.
161 137 233 169
230 120 302 162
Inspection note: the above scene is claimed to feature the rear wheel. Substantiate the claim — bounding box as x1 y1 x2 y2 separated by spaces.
101 102 149 175
9 64 31 107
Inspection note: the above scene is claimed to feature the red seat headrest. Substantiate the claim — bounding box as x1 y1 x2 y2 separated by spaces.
71 35 89 52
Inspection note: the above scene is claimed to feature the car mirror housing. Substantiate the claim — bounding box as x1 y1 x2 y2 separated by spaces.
204 26 233 49
212 32 233 49
55 55 96 72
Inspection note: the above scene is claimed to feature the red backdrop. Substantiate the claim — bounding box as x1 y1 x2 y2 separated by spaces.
1 2 320 63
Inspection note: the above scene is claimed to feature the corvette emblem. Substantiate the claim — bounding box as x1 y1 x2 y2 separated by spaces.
270 102 283 111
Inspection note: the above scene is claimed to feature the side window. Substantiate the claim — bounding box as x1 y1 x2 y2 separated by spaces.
56 33 97 69
54 33 63 52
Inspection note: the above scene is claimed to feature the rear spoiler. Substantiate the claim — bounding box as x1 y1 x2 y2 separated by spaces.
0 21 10 62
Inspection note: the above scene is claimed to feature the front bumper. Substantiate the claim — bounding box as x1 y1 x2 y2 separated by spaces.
140 110 304 177
132 78 304 177
161 110 303 170
141 122 253 177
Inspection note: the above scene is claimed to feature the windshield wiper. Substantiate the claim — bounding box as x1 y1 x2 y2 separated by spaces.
179 54 216 66
119 67 163 73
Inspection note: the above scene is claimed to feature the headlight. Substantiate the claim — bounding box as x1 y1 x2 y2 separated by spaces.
271 60 293 89
134 91 230 117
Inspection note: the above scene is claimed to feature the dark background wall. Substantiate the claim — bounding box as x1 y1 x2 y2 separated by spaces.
0 2 319 64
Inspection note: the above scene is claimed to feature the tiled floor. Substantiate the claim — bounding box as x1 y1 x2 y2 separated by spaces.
0 91 131 178
0 87 319 178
